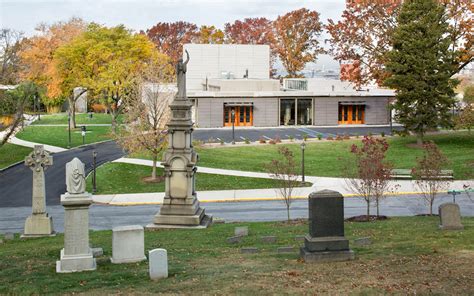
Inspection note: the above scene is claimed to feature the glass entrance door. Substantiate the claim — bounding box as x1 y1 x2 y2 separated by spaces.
338 104 365 124
224 105 253 127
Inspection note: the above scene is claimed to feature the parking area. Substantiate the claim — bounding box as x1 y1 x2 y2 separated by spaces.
193 125 403 143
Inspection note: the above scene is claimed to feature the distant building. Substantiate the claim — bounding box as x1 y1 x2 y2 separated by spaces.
181 44 395 128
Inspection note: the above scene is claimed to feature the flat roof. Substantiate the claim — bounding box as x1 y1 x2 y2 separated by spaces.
188 89 395 98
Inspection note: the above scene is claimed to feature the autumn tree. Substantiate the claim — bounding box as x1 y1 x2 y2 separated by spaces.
412 141 451 215
54 24 160 132
0 29 23 85
463 85 474 105
384 0 459 144
144 21 198 63
327 0 473 86
266 146 300 221
198 25 224 44
273 8 323 77
345 136 395 221
455 105 474 133
19 18 86 112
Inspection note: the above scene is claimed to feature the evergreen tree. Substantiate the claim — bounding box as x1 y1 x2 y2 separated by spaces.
384 0 459 144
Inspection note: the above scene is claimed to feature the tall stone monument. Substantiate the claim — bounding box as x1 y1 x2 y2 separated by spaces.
22 145 55 238
300 190 354 263
56 157 96 273
148 50 212 229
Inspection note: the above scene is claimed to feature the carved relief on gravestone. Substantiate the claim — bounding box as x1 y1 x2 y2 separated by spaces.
66 157 86 194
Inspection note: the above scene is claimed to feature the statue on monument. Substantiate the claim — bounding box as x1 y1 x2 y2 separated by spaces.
66 157 86 194
176 50 190 99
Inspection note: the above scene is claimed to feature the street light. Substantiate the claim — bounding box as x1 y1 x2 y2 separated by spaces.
300 141 306 183
67 111 72 148
92 150 97 193
81 126 87 145
231 109 235 144
36 94 41 121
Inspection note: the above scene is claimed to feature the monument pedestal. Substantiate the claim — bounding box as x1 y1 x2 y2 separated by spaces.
56 191 96 273
22 213 55 238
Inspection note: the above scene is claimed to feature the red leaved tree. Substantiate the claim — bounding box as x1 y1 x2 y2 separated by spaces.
273 8 323 77
345 136 396 221
327 0 473 86
144 21 198 63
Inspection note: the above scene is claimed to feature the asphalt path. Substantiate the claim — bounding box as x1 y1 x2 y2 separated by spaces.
0 141 125 208
193 125 403 143
0 193 472 234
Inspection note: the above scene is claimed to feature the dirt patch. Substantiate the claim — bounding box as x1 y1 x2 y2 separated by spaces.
346 215 389 222
276 219 307 226
406 143 424 149
141 176 165 184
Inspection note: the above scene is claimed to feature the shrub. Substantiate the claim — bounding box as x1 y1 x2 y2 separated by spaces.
274 136 282 143
91 103 107 113
269 139 276 145
244 138 250 144
326 136 334 140
317 134 322 140
302 133 308 141
343 133 351 140
335 134 343 141
288 135 294 142
381 131 385 137
259 136 266 144
219 139 224 145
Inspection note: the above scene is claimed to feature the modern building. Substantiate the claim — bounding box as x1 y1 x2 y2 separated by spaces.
183 44 395 128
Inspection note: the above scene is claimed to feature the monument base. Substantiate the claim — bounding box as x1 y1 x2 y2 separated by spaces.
300 247 355 263
439 225 464 230
56 248 96 273
147 210 213 229
22 213 55 238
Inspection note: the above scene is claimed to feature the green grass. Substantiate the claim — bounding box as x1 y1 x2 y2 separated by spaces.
1 217 473 294
0 143 32 169
187 132 474 180
86 162 307 194
31 113 123 125
15 126 114 148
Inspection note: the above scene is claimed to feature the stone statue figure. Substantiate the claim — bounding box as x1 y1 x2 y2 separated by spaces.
66 157 86 194
176 50 190 99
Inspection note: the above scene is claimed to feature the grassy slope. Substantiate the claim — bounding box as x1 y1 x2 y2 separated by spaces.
193 132 474 179
85 162 305 194
31 113 123 125
15 126 114 148
0 217 473 294
0 143 32 169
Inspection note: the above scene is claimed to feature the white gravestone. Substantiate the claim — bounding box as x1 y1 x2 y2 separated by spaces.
439 203 464 230
56 157 96 273
111 225 146 264
149 249 168 280
22 145 55 238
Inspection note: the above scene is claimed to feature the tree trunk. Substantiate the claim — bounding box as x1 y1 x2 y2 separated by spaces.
70 100 77 128
416 133 423 146
366 201 370 221
111 113 117 133
287 204 290 222
429 199 433 215
376 197 380 217
152 154 157 180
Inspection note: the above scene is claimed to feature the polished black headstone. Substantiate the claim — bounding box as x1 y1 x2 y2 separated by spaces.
308 190 344 238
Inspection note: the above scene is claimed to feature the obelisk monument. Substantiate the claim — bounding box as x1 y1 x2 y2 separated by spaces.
148 50 212 229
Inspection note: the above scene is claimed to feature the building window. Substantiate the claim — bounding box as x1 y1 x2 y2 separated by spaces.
297 99 312 125
280 99 296 125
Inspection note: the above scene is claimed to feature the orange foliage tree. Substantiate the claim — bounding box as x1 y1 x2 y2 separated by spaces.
19 18 86 111
327 0 473 86
273 8 323 77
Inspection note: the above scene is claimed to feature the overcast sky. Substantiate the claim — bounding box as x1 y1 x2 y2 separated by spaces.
0 0 346 70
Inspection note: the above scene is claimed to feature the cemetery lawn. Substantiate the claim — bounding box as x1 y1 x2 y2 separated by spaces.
1 217 473 294
0 143 32 169
194 132 474 180
85 163 307 194
15 125 114 148
31 113 123 125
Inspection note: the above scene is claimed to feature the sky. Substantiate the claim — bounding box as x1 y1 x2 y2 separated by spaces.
0 0 346 71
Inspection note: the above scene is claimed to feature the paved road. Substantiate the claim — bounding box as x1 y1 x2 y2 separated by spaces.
0 141 125 207
193 125 403 142
1 194 472 234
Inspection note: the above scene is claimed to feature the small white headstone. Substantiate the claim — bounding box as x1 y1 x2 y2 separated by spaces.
439 203 464 230
235 226 248 237
111 225 146 264
149 248 168 280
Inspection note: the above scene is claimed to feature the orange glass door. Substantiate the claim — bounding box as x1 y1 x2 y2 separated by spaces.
224 106 253 127
338 105 364 124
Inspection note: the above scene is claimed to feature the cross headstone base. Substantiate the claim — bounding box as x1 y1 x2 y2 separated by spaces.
56 248 96 273
21 213 55 238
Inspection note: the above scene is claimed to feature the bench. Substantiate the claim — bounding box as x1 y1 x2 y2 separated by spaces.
390 169 454 180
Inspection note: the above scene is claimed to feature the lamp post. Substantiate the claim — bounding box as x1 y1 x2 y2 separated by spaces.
92 150 97 193
300 141 306 182
231 109 235 145
67 111 72 148
36 94 41 121
81 126 86 145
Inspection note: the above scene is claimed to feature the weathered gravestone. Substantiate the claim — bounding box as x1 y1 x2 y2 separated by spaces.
300 190 354 263
149 249 168 280
439 203 464 230
56 157 96 273
235 226 248 237
111 225 146 264
22 145 55 238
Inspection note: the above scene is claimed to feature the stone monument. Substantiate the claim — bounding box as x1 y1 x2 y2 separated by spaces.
439 203 464 230
22 145 55 238
148 50 212 229
300 190 355 263
56 157 96 273
111 225 146 264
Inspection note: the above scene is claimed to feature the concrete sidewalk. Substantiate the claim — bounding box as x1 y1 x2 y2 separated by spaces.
8 136 67 153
